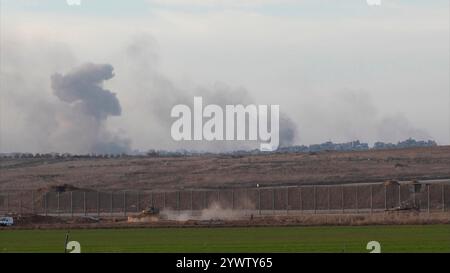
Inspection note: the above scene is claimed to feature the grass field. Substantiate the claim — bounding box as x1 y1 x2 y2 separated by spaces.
1 225 449 253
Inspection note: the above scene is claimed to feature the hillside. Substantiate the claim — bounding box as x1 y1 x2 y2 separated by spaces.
1 146 449 191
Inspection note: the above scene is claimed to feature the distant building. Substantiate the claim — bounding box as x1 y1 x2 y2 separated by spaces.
374 138 437 150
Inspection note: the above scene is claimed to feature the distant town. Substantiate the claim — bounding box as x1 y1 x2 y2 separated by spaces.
277 138 437 153
0 138 438 159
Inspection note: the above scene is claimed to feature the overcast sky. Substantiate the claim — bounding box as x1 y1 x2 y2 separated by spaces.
0 0 449 153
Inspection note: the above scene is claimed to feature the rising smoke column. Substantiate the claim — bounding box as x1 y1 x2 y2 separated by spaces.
51 63 121 119
122 36 299 152
51 63 130 154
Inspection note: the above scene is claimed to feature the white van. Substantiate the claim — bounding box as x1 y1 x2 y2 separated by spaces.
0 217 14 226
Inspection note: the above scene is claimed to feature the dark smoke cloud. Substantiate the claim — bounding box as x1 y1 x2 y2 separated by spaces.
51 63 130 154
51 63 121 120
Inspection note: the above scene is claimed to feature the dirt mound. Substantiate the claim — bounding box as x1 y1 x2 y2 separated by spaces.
50 184 80 192
384 180 400 186
12 214 66 225
67 216 100 224
37 183 91 193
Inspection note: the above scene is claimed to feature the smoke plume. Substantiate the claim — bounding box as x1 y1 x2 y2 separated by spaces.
51 63 121 120
50 63 130 154
121 36 298 152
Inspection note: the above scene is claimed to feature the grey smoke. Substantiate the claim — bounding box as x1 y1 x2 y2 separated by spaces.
376 114 430 143
51 63 121 120
50 63 130 154
1 33 435 155
297 90 431 145
279 114 297 147
122 36 298 152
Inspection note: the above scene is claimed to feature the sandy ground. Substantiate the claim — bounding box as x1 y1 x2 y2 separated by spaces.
2 210 449 230
1 146 450 191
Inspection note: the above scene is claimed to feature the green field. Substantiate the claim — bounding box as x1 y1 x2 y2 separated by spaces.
0 225 449 253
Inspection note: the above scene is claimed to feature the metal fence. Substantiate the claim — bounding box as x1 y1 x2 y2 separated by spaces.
0 182 449 217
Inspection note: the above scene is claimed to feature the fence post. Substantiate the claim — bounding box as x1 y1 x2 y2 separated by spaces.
272 189 275 214
398 184 401 208
299 187 303 214
203 191 206 209
356 185 359 214
123 191 127 216
97 191 100 217
327 186 330 213
70 191 73 218
384 184 387 211
427 184 430 214
44 192 48 216
136 191 140 212
83 191 87 216
370 184 373 214
313 186 317 214
285 188 289 215
341 186 344 214
176 191 180 213
443 184 446 212
163 192 166 210
110 192 113 217
258 189 261 215
190 190 193 212
6 192 9 213
31 191 35 214
245 188 249 211
57 192 60 216
20 194 22 215
231 189 235 210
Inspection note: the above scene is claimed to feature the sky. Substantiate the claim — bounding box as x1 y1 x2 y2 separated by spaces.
0 0 449 153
